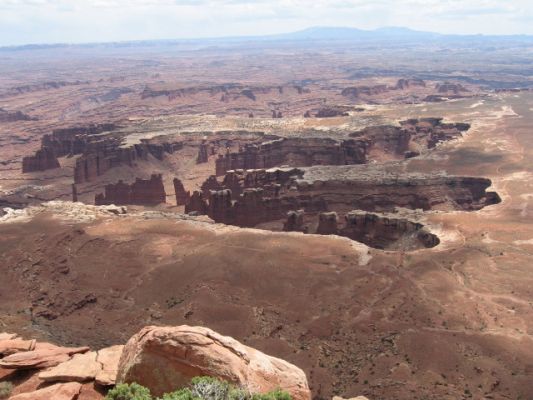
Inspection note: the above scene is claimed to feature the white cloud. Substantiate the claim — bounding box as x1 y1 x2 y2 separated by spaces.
0 0 532 45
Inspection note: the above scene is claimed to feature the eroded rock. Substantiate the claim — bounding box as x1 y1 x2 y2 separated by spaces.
0 343 89 370
117 325 311 400
9 382 82 400
95 345 124 386
39 351 100 382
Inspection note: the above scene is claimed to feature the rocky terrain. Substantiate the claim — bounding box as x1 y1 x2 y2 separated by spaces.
0 325 312 400
1 37 533 400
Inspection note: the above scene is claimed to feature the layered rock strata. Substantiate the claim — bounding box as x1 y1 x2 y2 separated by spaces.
21 147 60 173
95 174 166 206
215 137 368 176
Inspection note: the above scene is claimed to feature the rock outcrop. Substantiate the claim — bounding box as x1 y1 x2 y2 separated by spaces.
316 212 339 235
395 78 426 90
173 178 190 206
0 108 34 122
9 382 82 400
197 141 209 163
22 148 60 173
339 211 439 250
341 85 388 98
315 107 349 118
436 82 469 94
0 338 36 356
216 137 368 176
116 325 311 400
95 174 166 206
0 332 122 399
39 351 100 382
95 345 124 386
283 210 307 233
185 191 208 214
0 343 89 369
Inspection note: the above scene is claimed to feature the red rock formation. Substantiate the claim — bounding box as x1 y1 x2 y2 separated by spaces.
215 138 368 176
95 174 166 206
185 191 208 215
0 343 89 369
436 82 469 94
22 147 60 172
42 124 117 158
0 108 34 122
200 175 223 197
283 210 307 233
315 107 349 118
116 325 311 400
208 189 234 223
72 184 78 202
395 78 426 90
339 211 439 250
316 212 338 235
349 118 471 157
196 141 209 164
341 85 388 98
9 382 82 400
173 178 190 206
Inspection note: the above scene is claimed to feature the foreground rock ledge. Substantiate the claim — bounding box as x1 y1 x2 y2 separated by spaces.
117 325 312 400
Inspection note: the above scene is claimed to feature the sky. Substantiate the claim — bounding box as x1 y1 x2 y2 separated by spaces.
0 0 532 46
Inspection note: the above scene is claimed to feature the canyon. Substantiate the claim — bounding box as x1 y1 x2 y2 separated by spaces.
0 33 532 400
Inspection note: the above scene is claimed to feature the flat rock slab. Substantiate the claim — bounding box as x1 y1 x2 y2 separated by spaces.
95 345 123 386
0 344 89 369
0 333 18 341
9 382 82 400
0 338 36 356
0 366 16 380
39 351 100 382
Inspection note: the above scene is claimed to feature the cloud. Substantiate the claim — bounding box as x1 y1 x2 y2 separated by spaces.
0 0 532 45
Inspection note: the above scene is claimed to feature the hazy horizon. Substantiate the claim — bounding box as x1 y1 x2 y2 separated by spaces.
1 0 533 47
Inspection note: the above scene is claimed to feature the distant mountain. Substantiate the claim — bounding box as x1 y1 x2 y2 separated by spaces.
2 26 533 51
273 26 443 41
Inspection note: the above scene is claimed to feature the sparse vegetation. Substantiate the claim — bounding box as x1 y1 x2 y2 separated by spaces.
105 382 152 400
105 377 292 400
0 382 13 400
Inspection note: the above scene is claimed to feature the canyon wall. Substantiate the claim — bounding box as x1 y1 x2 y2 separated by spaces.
215 137 369 176
95 174 166 206
21 147 60 173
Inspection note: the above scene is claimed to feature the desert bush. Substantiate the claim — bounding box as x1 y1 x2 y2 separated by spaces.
105 378 292 400
159 388 198 400
0 382 13 400
251 389 292 400
105 382 152 400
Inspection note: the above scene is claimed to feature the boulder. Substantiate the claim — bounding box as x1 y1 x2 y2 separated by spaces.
95 345 124 386
117 325 311 400
0 343 89 369
39 351 100 382
9 382 82 400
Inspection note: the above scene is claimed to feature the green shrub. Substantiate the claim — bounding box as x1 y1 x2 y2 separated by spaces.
251 389 291 400
159 388 198 400
104 377 292 400
105 383 152 400
190 376 232 400
0 382 13 400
